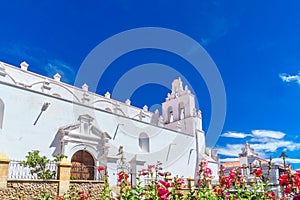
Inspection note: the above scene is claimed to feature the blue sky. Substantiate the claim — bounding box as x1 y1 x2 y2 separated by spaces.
1 1 300 169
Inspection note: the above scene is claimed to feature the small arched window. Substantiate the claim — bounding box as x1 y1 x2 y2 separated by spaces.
167 106 173 123
139 132 149 153
105 108 112 113
52 93 61 98
0 99 4 129
179 102 185 120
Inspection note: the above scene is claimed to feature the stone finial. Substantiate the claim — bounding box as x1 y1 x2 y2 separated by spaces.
82 83 89 91
44 78 50 84
143 105 148 112
197 110 202 118
165 176 173 183
20 61 29 71
58 157 72 167
54 73 61 82
0 152 10 163
185 85 189 91
0 152 10 190
158 116 164 127
125 99 131 105
176 121 182 131
171 77 184 95
105 92 111 99
0 63 6 77
0 62 4 70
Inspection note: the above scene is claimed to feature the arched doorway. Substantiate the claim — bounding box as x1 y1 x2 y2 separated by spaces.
71 150 95 180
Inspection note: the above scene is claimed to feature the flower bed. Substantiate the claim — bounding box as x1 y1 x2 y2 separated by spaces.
35 160 300 199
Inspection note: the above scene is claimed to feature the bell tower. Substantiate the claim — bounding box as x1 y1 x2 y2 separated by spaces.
162 78 203 135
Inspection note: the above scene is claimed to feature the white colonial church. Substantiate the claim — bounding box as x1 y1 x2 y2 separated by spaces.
0 61 218 184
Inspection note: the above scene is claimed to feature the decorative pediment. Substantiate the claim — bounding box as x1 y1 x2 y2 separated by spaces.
50 114 111 157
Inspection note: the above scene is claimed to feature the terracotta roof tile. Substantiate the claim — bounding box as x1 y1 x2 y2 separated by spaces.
221 161 240 168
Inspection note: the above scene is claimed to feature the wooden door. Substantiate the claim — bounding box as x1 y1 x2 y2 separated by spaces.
71 150 95 180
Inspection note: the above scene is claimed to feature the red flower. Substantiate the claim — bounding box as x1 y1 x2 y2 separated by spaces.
216 187 223 196
224 176 231 189
117 171 129 185
279 173 289 186
284 184 293 194
254 168 263 177
97 166 105 173
265 191 276 199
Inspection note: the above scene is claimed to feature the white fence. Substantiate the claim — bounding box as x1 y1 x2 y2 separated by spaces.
8 160 58 180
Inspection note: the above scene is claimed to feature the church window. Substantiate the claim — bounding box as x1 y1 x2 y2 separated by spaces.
139 132 149 153
83 123 89 134
52 93 61 98
179 102 185 120
0 99 4 129
168 106 173 123
105 108 112 113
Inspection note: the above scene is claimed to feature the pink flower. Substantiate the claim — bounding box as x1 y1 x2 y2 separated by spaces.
158 172 165 176
221 165 226 172
148 164 155 172
159 180 171 188
200 160 208 168
158 188 170 200
205 167 212 178
229 168 236 180
141 168 148 176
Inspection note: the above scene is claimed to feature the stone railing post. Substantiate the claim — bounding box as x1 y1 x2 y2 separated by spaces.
165 176 173 183
0 152 10 190
187 176 195 189
58 158 72 196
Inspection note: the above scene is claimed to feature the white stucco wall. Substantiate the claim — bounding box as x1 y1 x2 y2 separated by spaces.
0 61 210 185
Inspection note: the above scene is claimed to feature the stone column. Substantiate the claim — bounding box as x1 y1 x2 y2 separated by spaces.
0 152 10 189
58 158 72 196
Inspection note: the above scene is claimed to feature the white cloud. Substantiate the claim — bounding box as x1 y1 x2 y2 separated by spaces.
220 157 239 162
0 43 75 84
279 73 300 85
221 132 252 138
216 144 244 157
250 140 300 152
221 130 285 139
272 158 300 164
44 60 75 83
218 129 300 162
251 130 285 139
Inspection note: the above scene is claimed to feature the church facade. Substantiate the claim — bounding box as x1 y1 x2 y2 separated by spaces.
0 61 218 185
